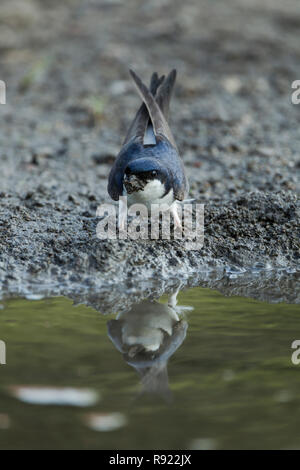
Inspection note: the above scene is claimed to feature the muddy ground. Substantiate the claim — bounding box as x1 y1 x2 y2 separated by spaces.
0 0 299 304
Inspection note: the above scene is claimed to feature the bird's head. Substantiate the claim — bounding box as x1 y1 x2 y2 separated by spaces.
123 158 169 195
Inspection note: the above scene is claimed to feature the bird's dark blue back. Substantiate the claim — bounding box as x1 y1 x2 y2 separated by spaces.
108 138 187 201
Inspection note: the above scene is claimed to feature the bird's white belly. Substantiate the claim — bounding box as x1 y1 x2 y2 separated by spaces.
125 179 174 210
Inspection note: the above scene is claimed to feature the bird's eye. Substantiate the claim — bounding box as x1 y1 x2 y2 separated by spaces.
151 170 157 177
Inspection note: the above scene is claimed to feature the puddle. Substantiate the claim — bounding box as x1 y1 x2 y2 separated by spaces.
0 285 299 449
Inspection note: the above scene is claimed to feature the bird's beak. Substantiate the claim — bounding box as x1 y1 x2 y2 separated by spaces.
127 344 145 358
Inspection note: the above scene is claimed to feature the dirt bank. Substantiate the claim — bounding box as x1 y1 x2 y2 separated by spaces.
0 0 299 300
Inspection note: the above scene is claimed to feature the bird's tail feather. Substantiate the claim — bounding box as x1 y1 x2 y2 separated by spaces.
129 69 177 148
156 69 176 121
149 72 165 97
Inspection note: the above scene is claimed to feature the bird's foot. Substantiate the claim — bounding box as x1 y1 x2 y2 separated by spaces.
171 203 183 230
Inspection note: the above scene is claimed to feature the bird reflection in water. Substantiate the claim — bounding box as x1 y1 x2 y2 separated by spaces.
107 289 192 400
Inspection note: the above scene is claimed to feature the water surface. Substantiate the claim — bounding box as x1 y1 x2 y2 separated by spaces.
0 286 300 449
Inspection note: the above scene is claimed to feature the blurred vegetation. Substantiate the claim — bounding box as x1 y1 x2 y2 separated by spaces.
18 56 53 93
83 95 106 123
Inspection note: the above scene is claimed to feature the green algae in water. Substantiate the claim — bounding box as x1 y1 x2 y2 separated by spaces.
0 288 300 449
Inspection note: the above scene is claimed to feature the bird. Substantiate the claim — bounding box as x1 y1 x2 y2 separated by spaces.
107 69 189 229
107 296 188 399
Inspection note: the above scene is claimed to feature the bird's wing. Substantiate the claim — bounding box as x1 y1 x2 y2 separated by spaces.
107 319 125 353
123 72 165 146
107 162 124 200
172 163 189 201
129 69 177 149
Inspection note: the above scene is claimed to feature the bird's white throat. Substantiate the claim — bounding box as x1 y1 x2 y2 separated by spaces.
125 179 174 209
